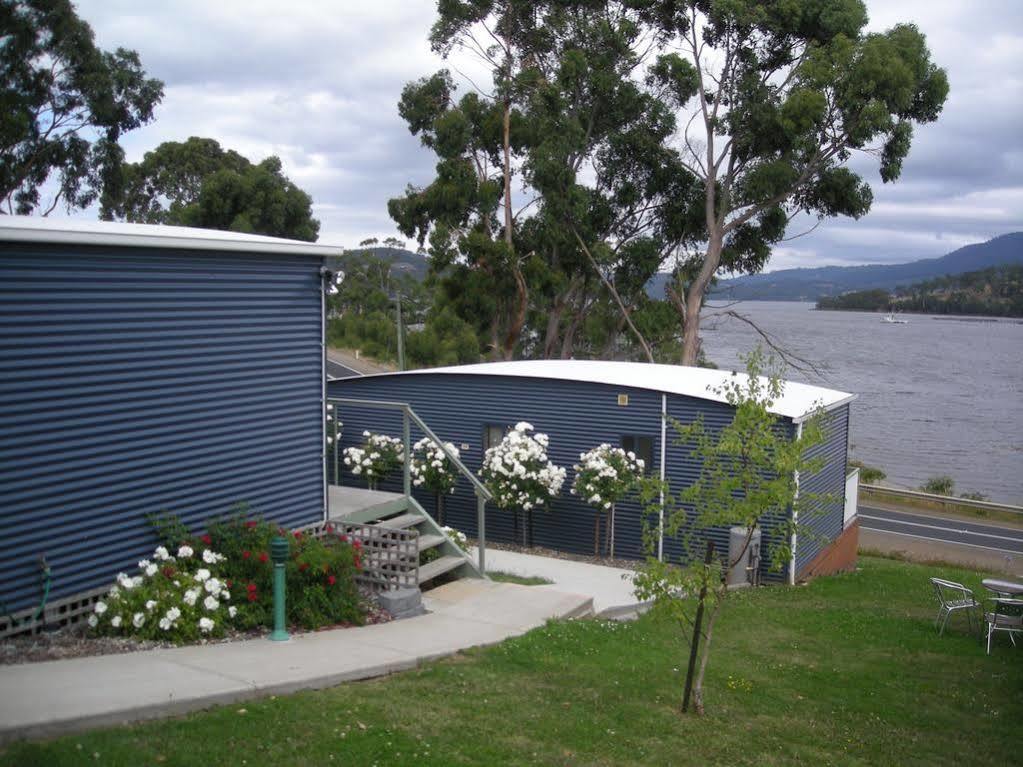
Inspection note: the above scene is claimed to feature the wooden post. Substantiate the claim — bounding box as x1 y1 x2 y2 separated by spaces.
682 540 715 713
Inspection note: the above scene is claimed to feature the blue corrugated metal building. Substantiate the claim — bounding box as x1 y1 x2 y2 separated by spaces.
1 217 338 611
328 360 857 583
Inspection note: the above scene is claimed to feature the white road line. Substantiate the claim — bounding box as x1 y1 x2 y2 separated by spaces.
858 527 1023 556
858 514 1023 544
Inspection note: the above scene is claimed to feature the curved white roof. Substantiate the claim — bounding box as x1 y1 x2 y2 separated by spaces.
355 360 855 423
0 215 342 257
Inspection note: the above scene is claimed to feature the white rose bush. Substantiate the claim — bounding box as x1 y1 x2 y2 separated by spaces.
410 436 460 524
89 544 232 644
571 444 645 557
480 421 566 546
343 430 404 489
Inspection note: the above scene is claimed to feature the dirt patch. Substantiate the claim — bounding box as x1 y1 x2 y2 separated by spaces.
471 538 641 572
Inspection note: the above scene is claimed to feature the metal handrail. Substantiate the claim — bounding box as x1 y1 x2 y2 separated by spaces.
327 397 492 502
327 396 491 573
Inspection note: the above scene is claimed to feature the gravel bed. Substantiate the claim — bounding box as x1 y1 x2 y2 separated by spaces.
1 600 392 666
470 538 642 572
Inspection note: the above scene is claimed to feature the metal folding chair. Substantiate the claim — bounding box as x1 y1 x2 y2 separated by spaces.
929 577 980 636
984 598 1023 655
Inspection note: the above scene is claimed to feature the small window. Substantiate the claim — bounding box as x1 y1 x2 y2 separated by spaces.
483 424 511 453
621 435 654 470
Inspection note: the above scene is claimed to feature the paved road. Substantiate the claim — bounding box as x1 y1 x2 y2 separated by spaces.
326 358 361 379
859 505 1023 556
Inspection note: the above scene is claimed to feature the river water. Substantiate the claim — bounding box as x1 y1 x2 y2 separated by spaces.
698 302 1023 504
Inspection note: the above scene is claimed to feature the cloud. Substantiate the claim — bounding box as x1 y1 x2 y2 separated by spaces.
68 0 1022 266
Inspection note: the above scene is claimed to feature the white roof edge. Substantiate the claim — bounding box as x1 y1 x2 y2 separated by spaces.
334 360 856 422
0 215 342 257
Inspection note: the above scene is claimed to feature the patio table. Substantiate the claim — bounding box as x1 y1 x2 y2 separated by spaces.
982 578 1023 598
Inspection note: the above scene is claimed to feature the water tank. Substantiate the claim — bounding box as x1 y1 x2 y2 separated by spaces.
727 527 762 586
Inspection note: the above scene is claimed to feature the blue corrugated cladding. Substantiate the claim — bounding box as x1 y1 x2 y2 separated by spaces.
328 373 839 583
330 374 662 560
0 242 325 611
659 397 795 583
795 404 850 575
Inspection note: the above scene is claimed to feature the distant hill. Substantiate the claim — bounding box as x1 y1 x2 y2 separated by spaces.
646 232 1023 301
327 246 430 282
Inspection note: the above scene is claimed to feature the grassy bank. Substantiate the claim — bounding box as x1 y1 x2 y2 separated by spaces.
4 556 1019 766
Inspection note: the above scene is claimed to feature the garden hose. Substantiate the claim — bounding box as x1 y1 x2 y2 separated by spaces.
0 555 52 627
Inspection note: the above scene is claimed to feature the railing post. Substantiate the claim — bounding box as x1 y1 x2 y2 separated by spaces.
477 493 486 575
402 406 411 499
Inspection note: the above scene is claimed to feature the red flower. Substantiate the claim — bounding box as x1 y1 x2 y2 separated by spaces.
353 540 363 549
339 534 348 543
327 575 336 586
354 556 361 570
247 592 258 602
162 566 176 578
325 523 334 533
242 550 251 560
259 552 269 563
298 562 309 572
245 521 258 530
293 530 303 540
201 534 212 545
246 582 257 592
226 579 233 588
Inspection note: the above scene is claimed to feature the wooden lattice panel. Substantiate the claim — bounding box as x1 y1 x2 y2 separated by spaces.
299 521 420 593
1 584 108 640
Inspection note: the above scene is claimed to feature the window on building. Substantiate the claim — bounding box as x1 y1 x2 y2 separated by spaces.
483 424 511 453
621 435 654 470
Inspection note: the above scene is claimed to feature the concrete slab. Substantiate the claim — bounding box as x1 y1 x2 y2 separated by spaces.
473 547 642 614
327 485 403 518
0 578 592 744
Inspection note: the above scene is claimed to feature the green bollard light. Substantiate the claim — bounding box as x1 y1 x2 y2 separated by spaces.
269 535 290 641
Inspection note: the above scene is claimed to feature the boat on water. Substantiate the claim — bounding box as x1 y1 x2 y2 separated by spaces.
881 312 909 324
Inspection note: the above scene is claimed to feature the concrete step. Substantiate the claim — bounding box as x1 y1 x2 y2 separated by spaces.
374 512 423 530
418 555 465 582
418 533 445 551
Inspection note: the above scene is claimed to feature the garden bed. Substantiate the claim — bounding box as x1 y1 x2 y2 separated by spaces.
0 600 392 666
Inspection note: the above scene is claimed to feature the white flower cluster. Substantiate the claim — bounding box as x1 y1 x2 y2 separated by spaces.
480 421 565 511
410 437 460 494
88 544 236 641
325 403 342 445
571 443 645 510
440 525 470 553
342 430 404 480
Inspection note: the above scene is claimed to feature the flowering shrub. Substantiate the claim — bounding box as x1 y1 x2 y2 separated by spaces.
343 430 404 489
207 516 364 631
411 436 460 523
480 421 565 545
89 544 234 644
410 437 459 495
441 525 470 553
571 444 645 556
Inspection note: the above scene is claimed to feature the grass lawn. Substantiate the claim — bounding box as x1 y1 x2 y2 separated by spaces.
487 570 555 586
3 556 1020 766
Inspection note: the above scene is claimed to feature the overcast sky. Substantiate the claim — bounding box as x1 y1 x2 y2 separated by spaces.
72 0 1022 271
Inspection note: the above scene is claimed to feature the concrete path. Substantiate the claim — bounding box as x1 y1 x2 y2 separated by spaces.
475 547 645 615
0 580 591 744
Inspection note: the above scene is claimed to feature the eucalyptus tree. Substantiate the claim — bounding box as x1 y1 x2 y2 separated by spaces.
103 138 319 241
0 0 163 214
639 0 949 365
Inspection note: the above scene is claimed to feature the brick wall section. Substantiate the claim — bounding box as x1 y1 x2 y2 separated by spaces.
797 520 860 581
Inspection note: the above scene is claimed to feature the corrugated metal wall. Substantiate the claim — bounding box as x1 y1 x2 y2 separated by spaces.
658 396 796 583
795 404 850 575
0 242 325 611
330 374 663 560
328 372 844 584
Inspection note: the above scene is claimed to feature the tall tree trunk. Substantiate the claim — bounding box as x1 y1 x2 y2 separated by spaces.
681 230 723 366
500 95 527 361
